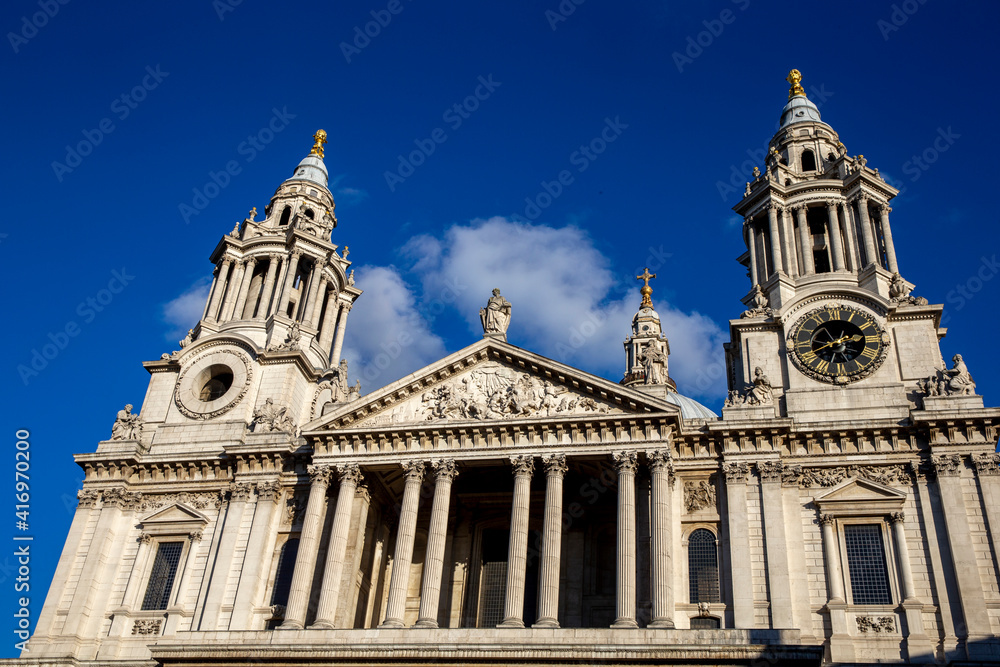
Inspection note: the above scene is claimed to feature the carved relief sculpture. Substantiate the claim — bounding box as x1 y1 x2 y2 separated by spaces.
684 480 716 513
251 398 297 433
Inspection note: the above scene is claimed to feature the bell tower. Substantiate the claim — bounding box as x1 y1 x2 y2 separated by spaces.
723 71 980 422
132 130 362 452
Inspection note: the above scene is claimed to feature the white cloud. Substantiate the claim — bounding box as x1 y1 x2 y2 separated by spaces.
401 216 728 400
162 277 211 340
341 265 448 393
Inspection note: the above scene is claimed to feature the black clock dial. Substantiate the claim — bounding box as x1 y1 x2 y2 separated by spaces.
790 305 885 381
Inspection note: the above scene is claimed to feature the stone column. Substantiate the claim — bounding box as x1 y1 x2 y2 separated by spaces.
276 250 303 317
256 254 280 321
312 465 363 628
794 205 815 275
766 204 783 276
220 259 246 322
647 450 674 628
300 259 324 324
745 220 758 285
781 207 798 278
818 515 845 603
933 454 992 638
826 201 846 271
723 461 754 628
889 510 934 662
200 482 254 630
330 303 352 368
839 201 858 271
205 257 233 322
758 462 794 629
611 451 638 628
231 257 257 322
306 271 328 328
856 196 878 268
534 454 567 628
416 460 459 628
381 461 426 628
499 456 534 628
878 205 899 273
281 465 333 629
318 289 340 352
230 481 281 629
888 512 917 602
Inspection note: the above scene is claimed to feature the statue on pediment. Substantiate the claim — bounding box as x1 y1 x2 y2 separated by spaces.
480 288 511 336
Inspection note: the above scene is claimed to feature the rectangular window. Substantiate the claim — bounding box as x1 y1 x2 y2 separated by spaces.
141 541 183 610
844 524 892 605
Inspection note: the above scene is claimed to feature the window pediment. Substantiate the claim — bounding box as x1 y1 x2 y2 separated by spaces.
138 503 209 537
814 478 905 516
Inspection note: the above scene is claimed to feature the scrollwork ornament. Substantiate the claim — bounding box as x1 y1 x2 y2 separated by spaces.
612 451 638 474
646 449 672 473
933 454 963 477
337 464 363 487
889 511 905 525
510 455 535 478
817 514 836 527
972 453 1000 476
722 461 750 484
757 460 783 483
402 460 426 482
431 459 459 482
541 454 568 477
188 530 203 542
138 532 153 544
77 489 100 508
307 464 334 487
256 480 282 502
230 482 254 502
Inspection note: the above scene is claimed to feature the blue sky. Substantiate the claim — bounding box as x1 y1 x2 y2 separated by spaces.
2 0 999 653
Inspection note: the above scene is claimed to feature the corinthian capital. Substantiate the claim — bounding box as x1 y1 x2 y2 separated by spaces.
431 459 459 482
510 455 535 478
337 463 363 487
722 461 750 484
307 464 334 487
402 460 426 482
612 451 638 474
541 454 568 477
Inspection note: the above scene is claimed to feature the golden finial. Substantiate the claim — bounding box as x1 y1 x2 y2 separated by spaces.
786 69 806 100
310 129 328 158
636 267 656 309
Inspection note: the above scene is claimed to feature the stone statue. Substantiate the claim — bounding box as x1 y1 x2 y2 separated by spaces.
480 288 512 335
342 246 349 259
252 398 296 433
179 329 194 348
111 404 142 441
347 270 355 286
333 359 350 402
349 380 361 402
888 272 928 306
752 166 760 178
744 182 751 197
746 367 773 405
945 354 976 395
229 222 240 238
723 389 743 408
639 343 667 385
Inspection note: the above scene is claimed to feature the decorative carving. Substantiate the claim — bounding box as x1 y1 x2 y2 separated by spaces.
888 511 905 525
141 491 221 511
724 366 773 407
781 464 912 488
256 481 282 501
741 285 774 319
269 604 286 620
510 455 534 478
77 489 100 508
856 616 895 634
138 532 153 544
268 322 301 352
888 272 927 306
347 270 355 286
174 346 254 420
639 343 667 385
337 464 363 486
817 514 836 527
431 459 460 481
178 328 194 348
612 451 638 474
757 460 783 482
188 530 203 542
752 166 760 178
646 449 673 475
541 454 568 477
284 494 307 525
307 464 334 487
480 288 512 336
684 480 716 513
972 453 1000 476
932 454 963 477
722 461 749 484
131 619 162 635
230 482 254 502
251 398 297 434
101 488 143 511
918 354 977 399
697 601 712 617
402 460 426 482
111 404 142 441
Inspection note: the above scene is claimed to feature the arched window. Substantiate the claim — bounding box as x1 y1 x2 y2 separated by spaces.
279 206 291 226
801 149 817 172
688 528 720 603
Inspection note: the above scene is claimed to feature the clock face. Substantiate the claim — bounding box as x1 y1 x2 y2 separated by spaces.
789 305 887 384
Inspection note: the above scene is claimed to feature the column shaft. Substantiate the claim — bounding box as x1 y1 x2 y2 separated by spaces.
879 205 899 273
306 273 328 328
416 460 459 628
206 258 233 322
535 455 567 628
230 481 280 629
499 456 534 627
795 206 815 274
857 197 878 268
381 461 425 628
200 486 251 630
312 466 362 628
781 207 798 278
220 260 246 322
647 451 674 628
277 251 302 317
759 465 793 629
819 516 845 602
231 257 257 322
318 290 340 352
612 452 638 628
826 202 846 271
746 222 758 285
281 466 333 629
766 205 783 276
256 255 280 321
840 202 858 271
724 462 754 628
330 304 352 366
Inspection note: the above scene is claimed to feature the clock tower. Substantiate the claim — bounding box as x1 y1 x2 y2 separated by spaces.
723 70 979 421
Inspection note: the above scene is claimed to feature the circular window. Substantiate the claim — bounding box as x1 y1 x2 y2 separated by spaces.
199 365 234 401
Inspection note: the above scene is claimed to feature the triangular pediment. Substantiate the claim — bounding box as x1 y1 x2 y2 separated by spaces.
814 478 906 514
304 339 680 432
139 503 209 526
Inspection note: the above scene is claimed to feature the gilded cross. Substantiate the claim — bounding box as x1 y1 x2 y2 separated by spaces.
636 268 656 288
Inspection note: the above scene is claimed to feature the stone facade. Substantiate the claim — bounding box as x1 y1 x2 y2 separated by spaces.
9 74 1000 667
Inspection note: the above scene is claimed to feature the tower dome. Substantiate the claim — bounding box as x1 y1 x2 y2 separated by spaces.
284 130 329 188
